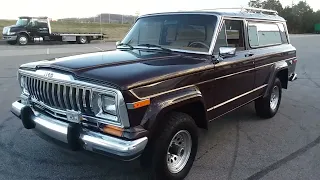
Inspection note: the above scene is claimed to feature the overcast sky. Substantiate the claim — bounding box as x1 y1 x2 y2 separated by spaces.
0 0 319 19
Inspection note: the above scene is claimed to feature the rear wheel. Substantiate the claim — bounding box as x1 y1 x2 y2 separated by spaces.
142 112 198 180
17 34 28 45
255 77 282 118
77 36 88 44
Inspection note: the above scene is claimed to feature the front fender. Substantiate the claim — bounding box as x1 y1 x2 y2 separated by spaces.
139 86 207 137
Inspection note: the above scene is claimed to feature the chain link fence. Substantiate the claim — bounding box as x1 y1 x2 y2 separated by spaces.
57 13 138 24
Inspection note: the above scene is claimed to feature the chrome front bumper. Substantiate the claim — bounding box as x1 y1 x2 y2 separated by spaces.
2 35 17 41
11 100 148 160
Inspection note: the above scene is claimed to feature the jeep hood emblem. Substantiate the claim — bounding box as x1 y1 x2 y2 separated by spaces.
35 70 74 81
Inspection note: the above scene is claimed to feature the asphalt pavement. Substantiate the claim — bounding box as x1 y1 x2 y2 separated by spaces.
0 36 320 180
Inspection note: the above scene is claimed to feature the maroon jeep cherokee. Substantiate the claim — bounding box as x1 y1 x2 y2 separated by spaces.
11 7 297 180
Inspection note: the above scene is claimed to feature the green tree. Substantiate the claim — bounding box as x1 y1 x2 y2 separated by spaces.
248 0 263 8
248 0 319 34
262 0 283 13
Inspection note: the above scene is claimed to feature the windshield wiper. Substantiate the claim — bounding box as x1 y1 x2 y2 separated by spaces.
137 44 172 52
117 43 134 50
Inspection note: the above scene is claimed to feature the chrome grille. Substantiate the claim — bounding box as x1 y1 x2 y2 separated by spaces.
23 75 93 113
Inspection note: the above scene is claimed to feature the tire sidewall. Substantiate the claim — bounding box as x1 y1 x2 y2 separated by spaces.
152 119 198 180
78 36 87 44
268 78 282 114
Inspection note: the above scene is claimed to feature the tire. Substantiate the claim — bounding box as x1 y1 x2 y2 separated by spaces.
143 112 198 180
77 36 87 44
255 77 282 118
17 34 29 45
7 40 17 45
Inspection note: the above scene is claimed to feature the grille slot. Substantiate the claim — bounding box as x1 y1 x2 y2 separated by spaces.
23 75 93 113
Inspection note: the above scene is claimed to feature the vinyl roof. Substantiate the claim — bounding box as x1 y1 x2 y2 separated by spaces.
140 10 286 22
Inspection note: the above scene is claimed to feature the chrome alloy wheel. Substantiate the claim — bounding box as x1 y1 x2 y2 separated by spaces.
270 85 280 111
166 130 192 174
19 36 28 45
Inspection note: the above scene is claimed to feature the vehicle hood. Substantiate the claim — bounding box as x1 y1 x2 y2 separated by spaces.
19 49 210 90
4 25 26 32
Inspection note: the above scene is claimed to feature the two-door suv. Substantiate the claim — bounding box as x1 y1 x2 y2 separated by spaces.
11 7 297 179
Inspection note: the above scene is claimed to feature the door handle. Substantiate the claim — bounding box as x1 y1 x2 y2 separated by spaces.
245 53 254 57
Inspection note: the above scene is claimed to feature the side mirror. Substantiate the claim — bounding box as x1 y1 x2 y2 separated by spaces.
219 47 236 58
116 41 120 46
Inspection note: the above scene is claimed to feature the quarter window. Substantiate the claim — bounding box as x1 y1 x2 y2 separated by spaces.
248 22 282 48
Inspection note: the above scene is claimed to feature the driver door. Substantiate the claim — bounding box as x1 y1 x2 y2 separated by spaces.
28 19 50 37
207 19 255 118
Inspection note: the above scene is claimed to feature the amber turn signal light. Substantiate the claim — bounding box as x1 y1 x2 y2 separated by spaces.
103 125 124 137
132 99 150 109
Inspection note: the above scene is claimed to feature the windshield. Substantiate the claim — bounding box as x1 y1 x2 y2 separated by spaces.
121 14 218 53
16 18 30 26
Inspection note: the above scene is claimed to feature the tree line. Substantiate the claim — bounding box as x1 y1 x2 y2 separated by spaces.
248 0 320 33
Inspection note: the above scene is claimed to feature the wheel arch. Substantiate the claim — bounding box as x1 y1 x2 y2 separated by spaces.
141 86 208 140
263 61 289 98
18 32 30 39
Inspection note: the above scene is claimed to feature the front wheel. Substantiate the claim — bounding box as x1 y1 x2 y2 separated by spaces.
255 77 282 118
17 34 29 45
145 112 198 180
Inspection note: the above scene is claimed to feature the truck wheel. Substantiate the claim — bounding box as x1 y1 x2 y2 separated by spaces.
255 77 282 118
17 34 28 45
77 36 87 44
7 40 17 45
145 112 198 180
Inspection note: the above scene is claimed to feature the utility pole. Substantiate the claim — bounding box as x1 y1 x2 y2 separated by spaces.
122 14 123 24
100 13 102 40
109 13 110 24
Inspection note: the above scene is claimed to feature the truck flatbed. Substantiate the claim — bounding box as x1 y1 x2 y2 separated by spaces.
2 16 105 45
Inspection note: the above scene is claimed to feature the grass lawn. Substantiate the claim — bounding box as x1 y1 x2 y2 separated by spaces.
0 20 131 41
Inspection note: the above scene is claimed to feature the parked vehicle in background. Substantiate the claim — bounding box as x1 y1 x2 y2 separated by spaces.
11 7 297 180
2 16 104 45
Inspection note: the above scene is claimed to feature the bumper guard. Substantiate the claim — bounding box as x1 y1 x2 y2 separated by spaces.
11 100 148 161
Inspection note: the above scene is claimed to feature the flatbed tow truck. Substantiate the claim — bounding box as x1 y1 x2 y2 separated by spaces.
2 16 104 45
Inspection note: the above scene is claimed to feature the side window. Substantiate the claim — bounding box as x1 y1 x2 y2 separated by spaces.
214 19 245 53
247 22 282 48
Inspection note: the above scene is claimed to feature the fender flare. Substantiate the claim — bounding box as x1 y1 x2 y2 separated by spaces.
17 31 31 38
263 60 288 98
140 85 208 138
